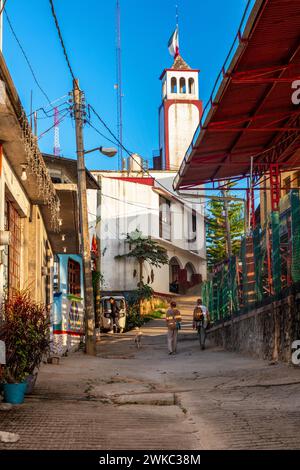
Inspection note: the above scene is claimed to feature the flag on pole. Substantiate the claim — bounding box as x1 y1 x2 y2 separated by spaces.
168 26 179 58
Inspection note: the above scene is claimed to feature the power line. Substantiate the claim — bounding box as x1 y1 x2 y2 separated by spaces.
46 4 209 209
29 102 69 120
88 104 208 206
88 104 246 210
88 108 247 209
89 104 132 153
38 110 69 140
48 0 76 82
86 120 121 148
88 191 156 211
0 0 8 16
46 0 208 208
4 10 53 106
35 107 68 120
27 95 69 118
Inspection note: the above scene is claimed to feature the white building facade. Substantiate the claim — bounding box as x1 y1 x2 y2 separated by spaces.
87 53 206 296
88 169 206 296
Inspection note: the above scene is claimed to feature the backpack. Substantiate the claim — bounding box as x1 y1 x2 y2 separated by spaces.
194 306 203 321
166 309 178 330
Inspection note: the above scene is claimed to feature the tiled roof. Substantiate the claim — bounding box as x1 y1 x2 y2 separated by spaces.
171 55 191 70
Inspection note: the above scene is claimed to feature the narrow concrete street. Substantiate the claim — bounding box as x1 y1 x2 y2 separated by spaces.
1 295 300 450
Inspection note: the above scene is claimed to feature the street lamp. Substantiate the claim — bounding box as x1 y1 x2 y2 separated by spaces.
83 146 117 157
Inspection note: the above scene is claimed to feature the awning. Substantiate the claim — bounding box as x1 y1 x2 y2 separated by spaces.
174 0 300 190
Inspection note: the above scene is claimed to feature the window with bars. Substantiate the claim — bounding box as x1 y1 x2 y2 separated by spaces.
68 258 81 296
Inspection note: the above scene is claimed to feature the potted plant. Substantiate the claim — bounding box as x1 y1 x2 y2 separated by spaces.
0 291 50 403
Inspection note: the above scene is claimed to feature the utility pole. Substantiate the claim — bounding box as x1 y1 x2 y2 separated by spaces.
34 111 38 137
73 78 96 356
116 0 123 170
222 188 232 258
95 174 102 326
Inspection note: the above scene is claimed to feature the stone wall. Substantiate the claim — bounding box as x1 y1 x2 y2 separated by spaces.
207 289 300 362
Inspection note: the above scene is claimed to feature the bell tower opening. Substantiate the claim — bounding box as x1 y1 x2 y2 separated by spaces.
171 77 177 93
188 78 195 94
179 77 186 94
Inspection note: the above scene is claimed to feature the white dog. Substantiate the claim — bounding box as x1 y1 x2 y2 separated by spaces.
134 327 142 349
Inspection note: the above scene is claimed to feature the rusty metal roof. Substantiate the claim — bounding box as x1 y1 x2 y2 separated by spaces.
174 0 300 190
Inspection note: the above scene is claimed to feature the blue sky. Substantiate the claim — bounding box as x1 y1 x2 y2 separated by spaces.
3 0 249 170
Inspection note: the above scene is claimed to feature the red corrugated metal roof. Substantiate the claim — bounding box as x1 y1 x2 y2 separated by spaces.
174 0 300 190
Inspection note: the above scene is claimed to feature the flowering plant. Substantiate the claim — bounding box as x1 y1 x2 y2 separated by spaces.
0 291 50 383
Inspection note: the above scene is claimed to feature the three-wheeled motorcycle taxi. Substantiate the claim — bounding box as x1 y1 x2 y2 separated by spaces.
99 296 127 333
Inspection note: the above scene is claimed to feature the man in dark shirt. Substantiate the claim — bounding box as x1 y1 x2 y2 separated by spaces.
109 297 120 333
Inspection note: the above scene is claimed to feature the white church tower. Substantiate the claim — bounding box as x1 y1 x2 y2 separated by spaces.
158 54 202 171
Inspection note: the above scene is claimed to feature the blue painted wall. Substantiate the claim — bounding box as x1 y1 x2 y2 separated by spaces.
52 254 85 354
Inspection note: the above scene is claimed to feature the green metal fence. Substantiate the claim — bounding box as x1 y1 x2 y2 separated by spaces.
202 257 239 323
271 211 281 295
291 189 300 283
202 190 300 321
253 225 263 302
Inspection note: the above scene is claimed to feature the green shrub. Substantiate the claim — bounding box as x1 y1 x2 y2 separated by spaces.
155 300 169 309
125 305 144 331
0 291 50 383
145 309 165 319
125 289 168 331
125 307 166 331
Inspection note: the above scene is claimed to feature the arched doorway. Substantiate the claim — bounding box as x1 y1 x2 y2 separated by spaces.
185 262 196 283
169 257 182 293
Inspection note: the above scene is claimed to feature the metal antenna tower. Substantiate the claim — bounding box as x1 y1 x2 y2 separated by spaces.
116 0 123 169
53 106 61 156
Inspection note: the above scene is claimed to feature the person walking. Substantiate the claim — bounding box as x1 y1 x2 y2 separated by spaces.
165 301 182 355
193 297 210 349
109 297 120 333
